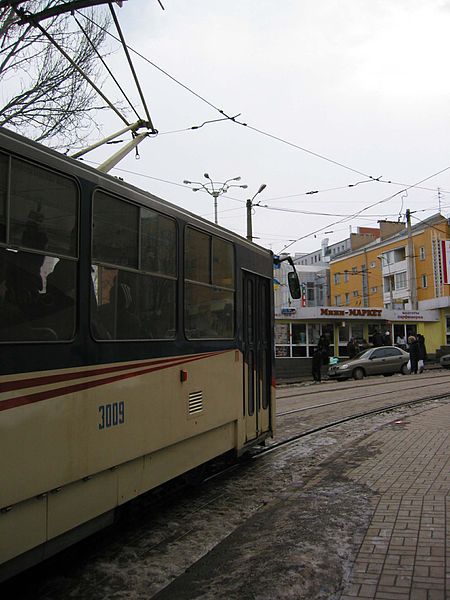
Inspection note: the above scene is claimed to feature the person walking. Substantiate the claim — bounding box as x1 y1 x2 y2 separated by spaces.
417 333 427 373
311 348 322 383
317 334 330 380
408 335 420 374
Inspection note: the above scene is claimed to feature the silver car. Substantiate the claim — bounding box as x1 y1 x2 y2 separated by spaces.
328 346 410 380
440 354 450 369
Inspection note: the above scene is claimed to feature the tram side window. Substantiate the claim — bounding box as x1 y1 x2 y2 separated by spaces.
141 208 176 276
91 192 177 340
10 158 78 257
185 228 235 339
0 158 78 342
93 191 139 268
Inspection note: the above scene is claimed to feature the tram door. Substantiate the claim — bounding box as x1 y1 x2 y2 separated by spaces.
243 271 272 442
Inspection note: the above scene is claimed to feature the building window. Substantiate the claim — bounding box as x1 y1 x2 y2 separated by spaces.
334 295 341 306
352 290 358 297
371 286 377 293
421 274 428 288
345 292 350 305
334 272 340 284
419 246 426 260
352 266 357 273
344 270 349 282
384 247 406 265
395 271 407 290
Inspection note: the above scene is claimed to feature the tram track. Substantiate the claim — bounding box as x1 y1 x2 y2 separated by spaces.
276 369 450 401
276 376 450 416
266 391 450 456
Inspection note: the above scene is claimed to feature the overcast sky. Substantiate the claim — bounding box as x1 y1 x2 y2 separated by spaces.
84 0 450 255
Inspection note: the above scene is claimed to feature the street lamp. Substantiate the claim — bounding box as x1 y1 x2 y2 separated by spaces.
377 255 394 308
246 184 267 241
183 174 248 225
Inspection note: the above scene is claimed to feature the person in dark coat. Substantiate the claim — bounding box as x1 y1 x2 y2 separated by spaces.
311 348 322 382
408 335 420 374
383 330 392 346
372 330 384 347
347 338 357 359
317 335 330 366
417 334 427 373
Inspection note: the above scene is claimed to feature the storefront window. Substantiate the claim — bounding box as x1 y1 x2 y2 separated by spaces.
338 324 350 343
292 346 307 357
322 323 334 343
351 324 364 342
275 323 290 358
394 324 407 347
308 323 320 346
275 346 289 358
292 323 306 344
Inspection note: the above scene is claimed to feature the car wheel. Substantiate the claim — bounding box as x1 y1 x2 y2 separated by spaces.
400 363 409 375
353 367 364 380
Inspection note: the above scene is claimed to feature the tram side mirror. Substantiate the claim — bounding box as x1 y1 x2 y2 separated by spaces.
288 271 301 299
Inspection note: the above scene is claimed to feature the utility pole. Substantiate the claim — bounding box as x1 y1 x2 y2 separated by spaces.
406 209 418 310
246 184 267 241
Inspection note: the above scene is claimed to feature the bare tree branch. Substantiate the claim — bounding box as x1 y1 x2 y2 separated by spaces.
0 1 115 148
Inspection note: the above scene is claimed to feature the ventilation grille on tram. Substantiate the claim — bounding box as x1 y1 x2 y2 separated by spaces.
188 391 203 414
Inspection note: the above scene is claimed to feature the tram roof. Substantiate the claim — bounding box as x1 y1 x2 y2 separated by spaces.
0 126 271 258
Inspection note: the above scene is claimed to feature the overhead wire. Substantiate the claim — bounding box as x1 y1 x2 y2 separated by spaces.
277 164 450 254
77 8 450 216
77 10 391 182
74 10 450 254
72 13 141 121
108 3 155 130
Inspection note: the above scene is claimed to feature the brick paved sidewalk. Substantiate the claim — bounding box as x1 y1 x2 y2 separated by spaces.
340 402 450 600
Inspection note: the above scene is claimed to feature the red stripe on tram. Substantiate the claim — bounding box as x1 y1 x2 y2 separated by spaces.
0 352 221 394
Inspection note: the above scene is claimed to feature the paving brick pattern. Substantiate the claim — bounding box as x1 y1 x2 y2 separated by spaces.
340 403 450 600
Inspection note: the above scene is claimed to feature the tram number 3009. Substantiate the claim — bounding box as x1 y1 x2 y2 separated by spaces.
98 402 125 430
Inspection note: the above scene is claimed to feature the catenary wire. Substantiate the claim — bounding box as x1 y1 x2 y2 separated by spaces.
278 164 450 254
73 13 141 121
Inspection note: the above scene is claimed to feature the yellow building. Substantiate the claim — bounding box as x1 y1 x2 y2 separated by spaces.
329 214 450 356
274 214 450 380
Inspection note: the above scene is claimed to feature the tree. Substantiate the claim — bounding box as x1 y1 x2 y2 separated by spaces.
0 1 111 148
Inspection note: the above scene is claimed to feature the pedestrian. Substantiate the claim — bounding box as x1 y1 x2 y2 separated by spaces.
408 335 419 374
311 347 322 382
317 334 330 366
417 333 427 373
372 330 384 347
347 338 357 359
383 330 392 346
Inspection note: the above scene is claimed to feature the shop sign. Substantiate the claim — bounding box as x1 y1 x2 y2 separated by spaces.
394 310 424 321
281 307 296 315
320 308 383 318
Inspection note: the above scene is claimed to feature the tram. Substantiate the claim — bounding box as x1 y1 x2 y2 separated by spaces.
0 127 275 580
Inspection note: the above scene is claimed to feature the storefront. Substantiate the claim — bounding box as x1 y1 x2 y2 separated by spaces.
275 306 440 379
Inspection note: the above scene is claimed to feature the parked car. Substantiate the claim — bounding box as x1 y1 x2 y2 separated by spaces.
440 354 450 369
328 346 410 380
